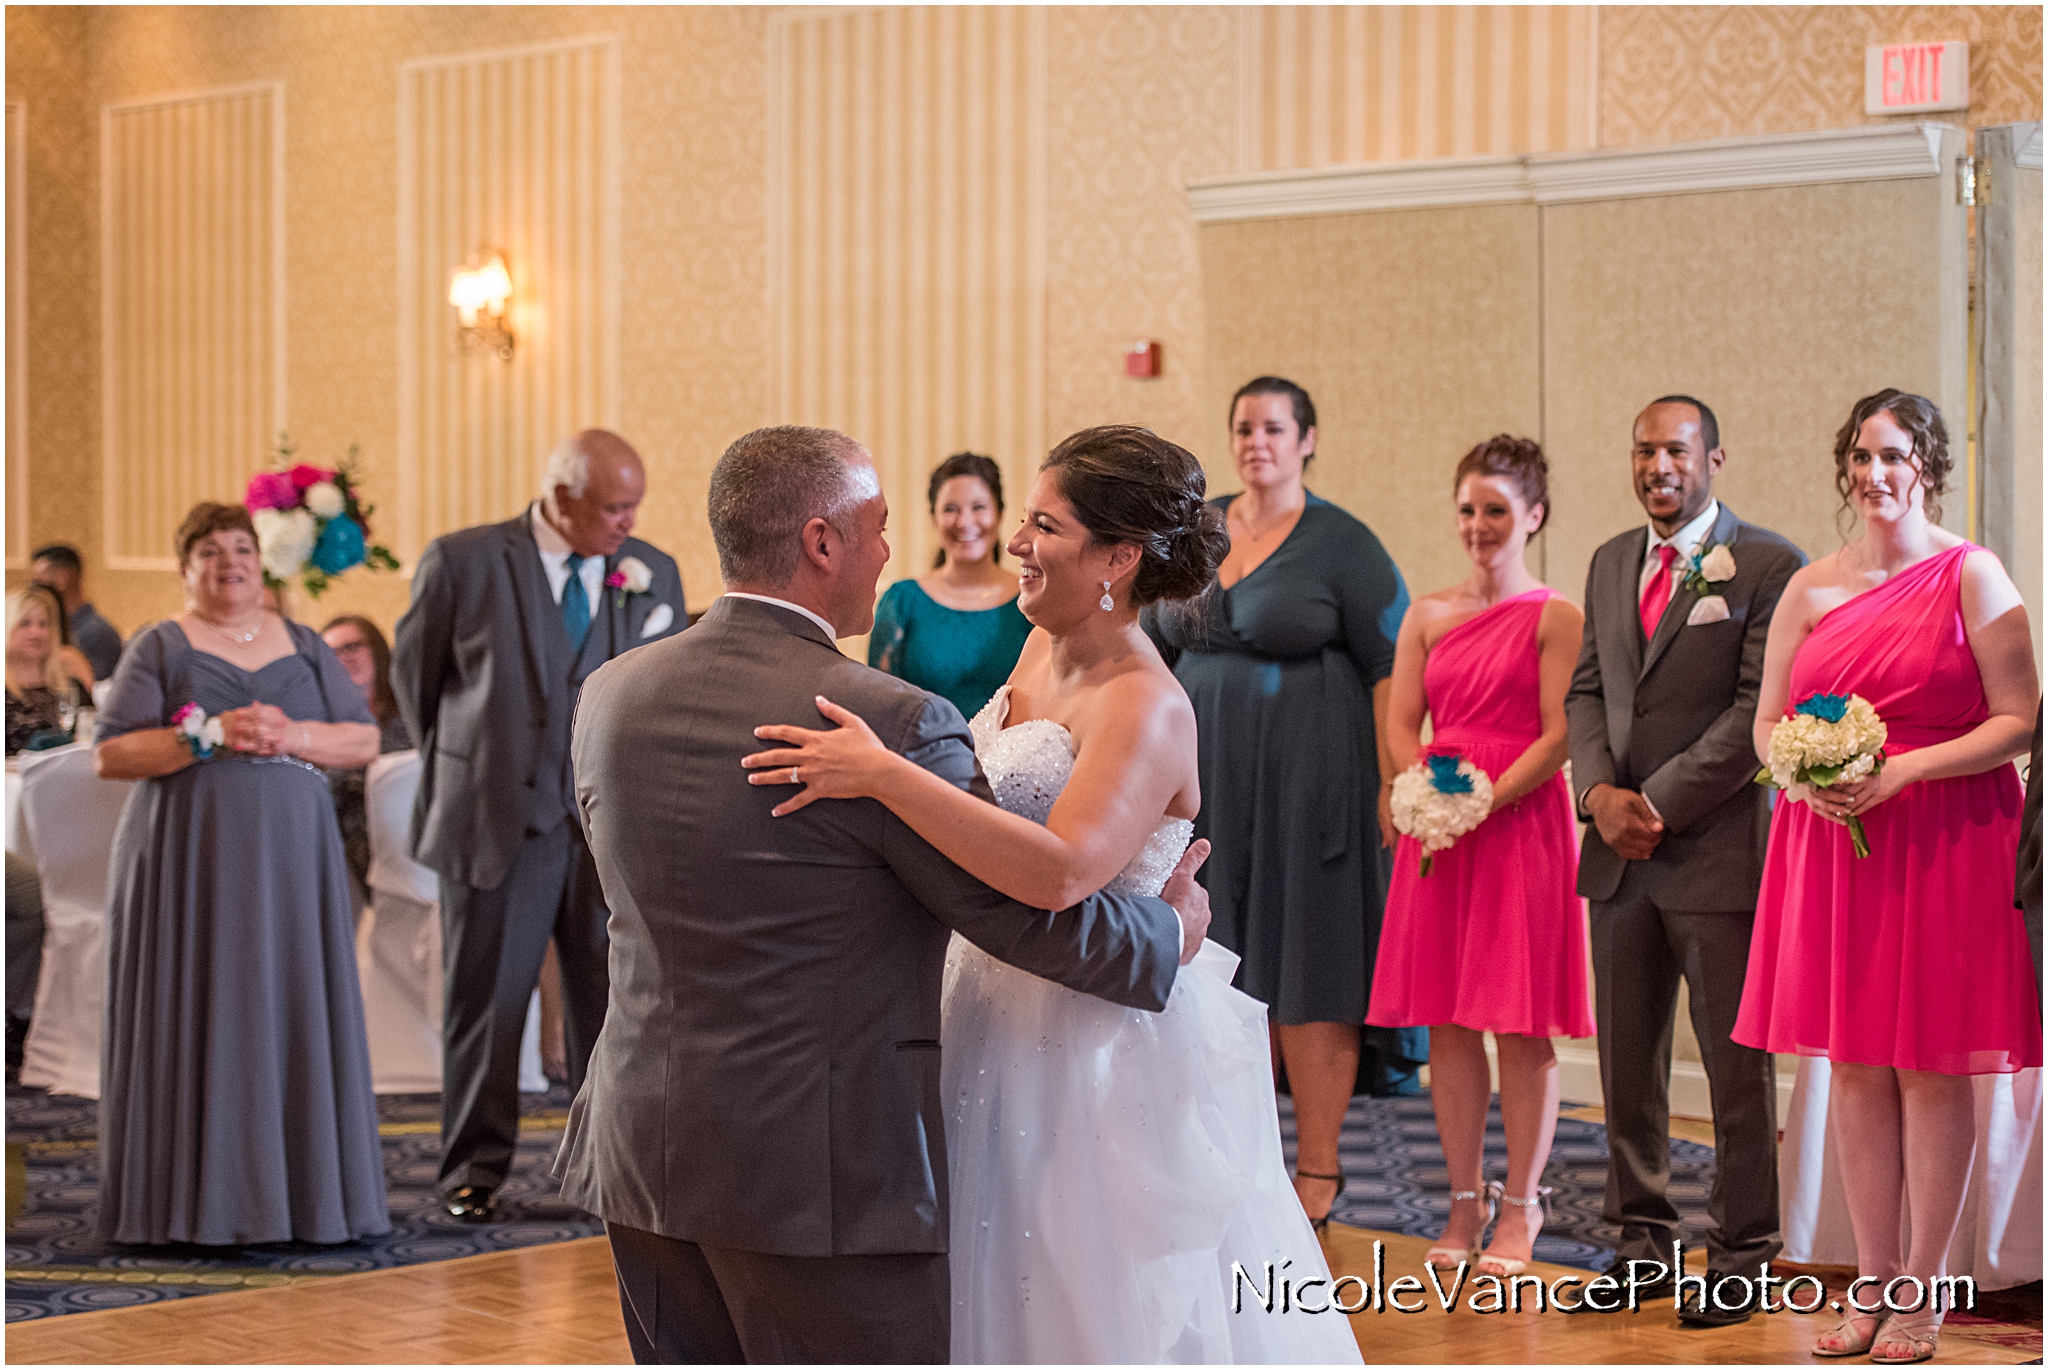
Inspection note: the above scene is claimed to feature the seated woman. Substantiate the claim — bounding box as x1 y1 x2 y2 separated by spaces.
6 584 90 754
94 501 388 1245
320 614 414 915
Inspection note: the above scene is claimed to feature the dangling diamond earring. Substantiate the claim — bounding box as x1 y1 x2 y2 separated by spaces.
1100 581 1115 612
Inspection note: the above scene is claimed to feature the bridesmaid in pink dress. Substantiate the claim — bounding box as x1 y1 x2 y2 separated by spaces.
1370 436 1594 1278
1737 390 2039 1364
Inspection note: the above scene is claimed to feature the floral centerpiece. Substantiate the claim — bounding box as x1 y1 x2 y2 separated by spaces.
1756 691 1889 858
1390 753 1495 876
243 436 400 598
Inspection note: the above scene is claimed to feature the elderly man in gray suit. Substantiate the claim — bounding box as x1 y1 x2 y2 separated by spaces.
1564 396 1804 1324
392 429 685 1224
555 425 1206 1364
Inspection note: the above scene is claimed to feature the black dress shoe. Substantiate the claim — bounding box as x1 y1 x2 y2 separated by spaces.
444 1186 496 1223
1678 1274 1756 1327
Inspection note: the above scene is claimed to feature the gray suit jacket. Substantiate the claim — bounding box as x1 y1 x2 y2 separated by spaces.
390 510 685 890
1566 503 1805 909
553 596 1183 1257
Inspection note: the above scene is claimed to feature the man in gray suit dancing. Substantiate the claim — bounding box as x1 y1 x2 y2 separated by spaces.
1565 397 1804 1323
393 429 686 1223
555 425 1205 1363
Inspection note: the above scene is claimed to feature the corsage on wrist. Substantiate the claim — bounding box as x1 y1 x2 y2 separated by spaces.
172 702 226 760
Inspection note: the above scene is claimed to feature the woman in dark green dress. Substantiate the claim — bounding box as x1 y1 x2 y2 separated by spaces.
870 452 1033 722
1147 377 1426 1231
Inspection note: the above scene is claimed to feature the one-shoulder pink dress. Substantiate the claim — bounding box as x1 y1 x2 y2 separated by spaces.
1368 589 1595 1038
1735 544 2039 1075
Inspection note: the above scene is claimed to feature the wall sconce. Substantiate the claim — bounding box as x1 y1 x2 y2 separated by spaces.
449 249 515 360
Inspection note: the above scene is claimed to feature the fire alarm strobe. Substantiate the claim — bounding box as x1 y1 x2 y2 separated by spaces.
1124 340 1162 378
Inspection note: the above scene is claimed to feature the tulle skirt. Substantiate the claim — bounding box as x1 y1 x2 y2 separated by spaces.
942 936 1364 1365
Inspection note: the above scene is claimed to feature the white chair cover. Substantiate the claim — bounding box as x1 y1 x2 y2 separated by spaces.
4 764 24 862
16 744 133 1098
1779 1056 2043 1291
360 750 547 1095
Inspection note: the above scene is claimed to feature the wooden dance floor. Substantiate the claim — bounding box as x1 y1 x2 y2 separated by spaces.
9 1225 2040 1364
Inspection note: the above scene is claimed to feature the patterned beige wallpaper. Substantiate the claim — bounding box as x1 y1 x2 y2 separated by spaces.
773 6 1047 582
1243 6 1597 170
1602 6 2043 145
4 6 2040 639
102 83 285 569
1042 7 1237 472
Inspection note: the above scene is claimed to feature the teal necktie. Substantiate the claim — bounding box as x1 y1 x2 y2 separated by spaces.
562 553 591 651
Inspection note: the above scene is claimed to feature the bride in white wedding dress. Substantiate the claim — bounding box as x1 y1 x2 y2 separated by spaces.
746 427 1363 1365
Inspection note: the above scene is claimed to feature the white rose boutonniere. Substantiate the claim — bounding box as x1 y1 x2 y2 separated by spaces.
606 555 654 608
1680 541 1736 597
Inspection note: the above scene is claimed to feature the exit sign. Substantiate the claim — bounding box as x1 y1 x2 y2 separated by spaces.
1865 41 1969 115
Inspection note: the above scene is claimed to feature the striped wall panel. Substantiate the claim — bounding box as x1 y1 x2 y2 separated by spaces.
100 83 284 569
395 36 620 563
1239 5 1598 171
7 102 26 567
772 7 1047 581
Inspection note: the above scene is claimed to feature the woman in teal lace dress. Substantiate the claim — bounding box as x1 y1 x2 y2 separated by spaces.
869 453 1033 722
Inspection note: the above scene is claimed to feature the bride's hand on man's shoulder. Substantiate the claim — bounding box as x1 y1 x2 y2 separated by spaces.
742 696 892 816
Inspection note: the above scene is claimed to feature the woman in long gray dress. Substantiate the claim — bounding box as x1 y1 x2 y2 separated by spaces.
93 502 388 1245
1146 377 1425 1233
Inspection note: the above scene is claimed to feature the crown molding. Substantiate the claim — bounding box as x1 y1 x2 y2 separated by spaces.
1187 122 1958 224
1526 123 1951 204
1187 156 1529 224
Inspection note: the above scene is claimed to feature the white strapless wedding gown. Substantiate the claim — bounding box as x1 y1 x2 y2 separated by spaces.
942 688 1363 1364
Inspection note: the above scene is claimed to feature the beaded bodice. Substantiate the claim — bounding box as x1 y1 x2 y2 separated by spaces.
967 686 1192 898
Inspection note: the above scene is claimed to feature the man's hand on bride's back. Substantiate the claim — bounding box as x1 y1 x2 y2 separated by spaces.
1161 839 1212 964
743 695 896 816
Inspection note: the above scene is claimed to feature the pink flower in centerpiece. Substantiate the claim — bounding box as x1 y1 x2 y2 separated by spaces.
244 471 300 511
605 571 626 590
288 463 335 489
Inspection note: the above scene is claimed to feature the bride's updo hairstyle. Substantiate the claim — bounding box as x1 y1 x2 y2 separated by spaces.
1041 426 1230 607
1452 434 1550 531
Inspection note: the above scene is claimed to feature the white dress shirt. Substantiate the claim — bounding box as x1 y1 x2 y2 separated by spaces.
531 503 608 610
1628 498 1719 824
722 592 840 642
1639 499 1721 597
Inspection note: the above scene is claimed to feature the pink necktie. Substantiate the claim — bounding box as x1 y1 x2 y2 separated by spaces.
1640 544 1678 640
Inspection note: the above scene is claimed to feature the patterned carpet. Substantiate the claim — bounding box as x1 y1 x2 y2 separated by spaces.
6 1082 1714 1323
1280 1092 1714 1273
5 1083 600 1323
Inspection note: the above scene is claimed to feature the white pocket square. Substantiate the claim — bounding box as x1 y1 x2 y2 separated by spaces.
639 602 675 638
1686 595 1730 626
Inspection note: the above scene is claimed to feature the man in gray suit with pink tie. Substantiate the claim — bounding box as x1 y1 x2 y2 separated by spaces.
555 426 1206 1363
1565 396 1805 1323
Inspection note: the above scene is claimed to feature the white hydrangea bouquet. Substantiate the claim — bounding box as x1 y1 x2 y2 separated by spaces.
1391 753 1494 876
1756 691 1889 858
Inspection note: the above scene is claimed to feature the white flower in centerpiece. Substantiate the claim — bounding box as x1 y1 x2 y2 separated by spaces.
616 556 653 594
1698 544 1737 582
253 506 317 579
1686 595 1730 626
303 481 346 520
200 716 226 750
